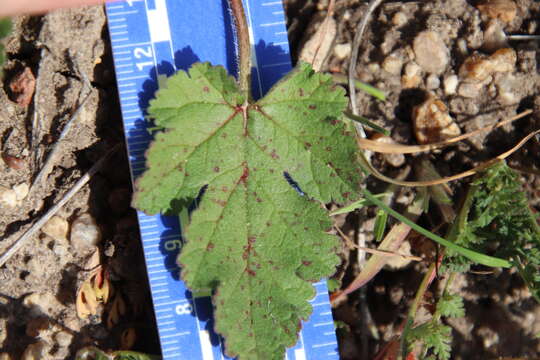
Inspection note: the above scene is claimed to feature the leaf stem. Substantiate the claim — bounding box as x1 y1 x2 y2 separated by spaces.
229 0 251 99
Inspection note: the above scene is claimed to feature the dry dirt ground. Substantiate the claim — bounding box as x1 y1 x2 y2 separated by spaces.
0 0 539 359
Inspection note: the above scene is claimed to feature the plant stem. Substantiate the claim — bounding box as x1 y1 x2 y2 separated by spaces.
229 0 251 99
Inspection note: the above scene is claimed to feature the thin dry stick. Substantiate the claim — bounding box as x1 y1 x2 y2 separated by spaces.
347 3 385 355
357 109 533 154
347 0 384 137
30 82 92 191
334 226 422 261
31 48 46 171
0 145 119 268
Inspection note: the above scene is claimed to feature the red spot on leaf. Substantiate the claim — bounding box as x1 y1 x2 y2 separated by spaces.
302 260 312 266
256 198 262 203
206 243 214 250
308 104 316 110
203 86 209 93
213 166 220 173
270 149 280 159
239 165 249 184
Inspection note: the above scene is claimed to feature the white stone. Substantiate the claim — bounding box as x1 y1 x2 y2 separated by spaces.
425 74 441 90
444 75 459 95
333 43 351 60
382 55 403 75
70 213 102 250
41 216 69 242
413 31 449 74
458 82 483 98
401 62 422 88
54 331 73 348
0 187 17 208
392 12 408 27
13 183 29 201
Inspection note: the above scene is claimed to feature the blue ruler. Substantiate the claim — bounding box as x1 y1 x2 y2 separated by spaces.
105 1 339 359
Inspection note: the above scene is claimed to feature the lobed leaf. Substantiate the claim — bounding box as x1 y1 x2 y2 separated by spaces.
134 62 362 359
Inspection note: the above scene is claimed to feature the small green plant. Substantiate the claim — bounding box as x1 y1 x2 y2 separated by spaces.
406 291 465 360
446 161 540 300
0 18 12 76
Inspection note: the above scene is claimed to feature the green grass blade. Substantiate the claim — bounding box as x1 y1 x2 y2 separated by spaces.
344 111 390 136
329 193 387 216
362 189 512 268
374 209 388 242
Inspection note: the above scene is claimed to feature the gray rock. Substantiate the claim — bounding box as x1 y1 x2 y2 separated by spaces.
71 213 102 250
413 31 449 74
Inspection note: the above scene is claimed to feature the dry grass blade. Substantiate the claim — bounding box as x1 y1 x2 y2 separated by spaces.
311 0 336 65
331 194 425 304
357 109 532 154
359 128 540 187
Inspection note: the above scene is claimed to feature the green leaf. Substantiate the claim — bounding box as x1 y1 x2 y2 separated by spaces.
436 292 464 319
408 322 452 360
134 62 362 359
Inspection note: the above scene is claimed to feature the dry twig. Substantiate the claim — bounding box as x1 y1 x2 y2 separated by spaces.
0 145 119 267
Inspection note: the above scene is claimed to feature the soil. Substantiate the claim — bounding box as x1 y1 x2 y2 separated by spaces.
0 0 539 359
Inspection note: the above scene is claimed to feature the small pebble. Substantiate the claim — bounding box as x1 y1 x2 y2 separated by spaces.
482 20 508 52
401 62 422 88
0 187 17 208
444 75 459 95
382 55 403 75
490 48 516 72
0 319 7 343
333 43 351 60
71 213 102 250
477 0 517 23
458 82 483 98
13 183 29 201
459 48 516 82
412 95 461 144
8 67 36 107
413 31 449 74
54 331 73 348
23 292 59 316
372 135 406 167
495 73 520 105
1 153 25 170
21 340 49 360
392 12 408 27
425 74 440 90
42 216 69 242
